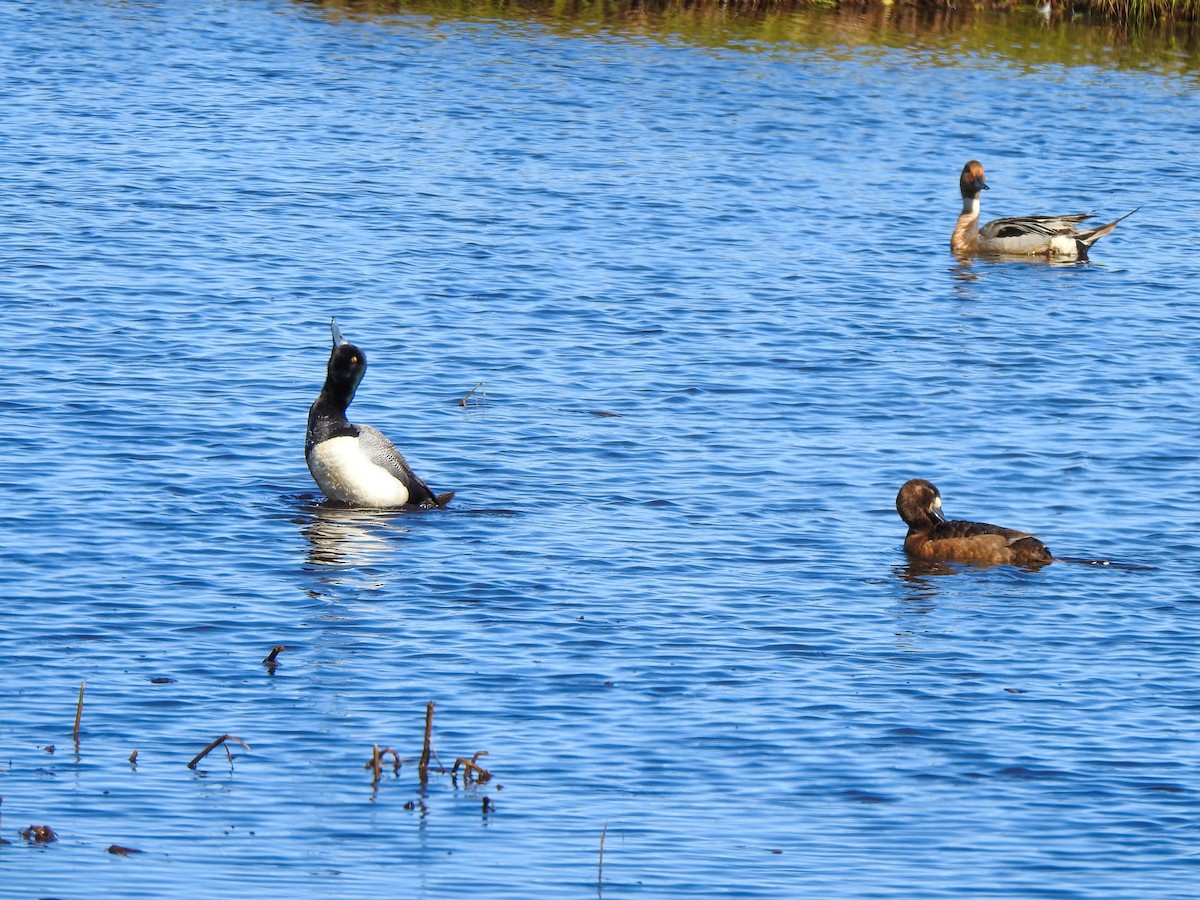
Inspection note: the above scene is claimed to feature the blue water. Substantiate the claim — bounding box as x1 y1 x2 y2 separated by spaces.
2 0 1199 896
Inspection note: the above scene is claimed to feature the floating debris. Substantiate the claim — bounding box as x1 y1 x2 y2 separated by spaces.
21 825 56 843
262 645 290 674
597 821 608 887
72 680 86 743
364 744 402 792
107 844 143 856
187 734 251 770
452 751 492 784
418 701 437 785
458 381 486 407
129 750 139 767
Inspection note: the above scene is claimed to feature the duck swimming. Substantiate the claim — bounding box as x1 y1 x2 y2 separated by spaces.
895 478 1052 568
305 319 452 509
951 160 1135 259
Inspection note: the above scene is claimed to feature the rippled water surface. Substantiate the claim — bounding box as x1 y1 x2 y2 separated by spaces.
2 0 1199 896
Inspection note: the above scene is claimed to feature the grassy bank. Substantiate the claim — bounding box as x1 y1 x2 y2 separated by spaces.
303 0 1200 23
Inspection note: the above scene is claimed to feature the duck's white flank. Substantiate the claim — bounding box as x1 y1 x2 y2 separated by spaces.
308 435 411 507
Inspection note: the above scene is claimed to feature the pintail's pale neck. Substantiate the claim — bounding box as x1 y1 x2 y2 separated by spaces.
951 199 981 252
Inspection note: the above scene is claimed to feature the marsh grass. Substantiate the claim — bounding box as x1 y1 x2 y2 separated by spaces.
301 0 1200 23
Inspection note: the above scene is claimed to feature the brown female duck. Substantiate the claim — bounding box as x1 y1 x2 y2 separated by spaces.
895 478 1052 567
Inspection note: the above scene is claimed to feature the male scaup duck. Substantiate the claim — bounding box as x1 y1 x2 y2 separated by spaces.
305 319 453 509
895 478 1052 568
951 160 1135 259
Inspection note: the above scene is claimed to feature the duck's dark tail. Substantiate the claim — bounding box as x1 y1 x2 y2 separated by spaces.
1077 206 1140 254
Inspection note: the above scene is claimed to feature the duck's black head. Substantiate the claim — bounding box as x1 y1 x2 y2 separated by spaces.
321 319 367 409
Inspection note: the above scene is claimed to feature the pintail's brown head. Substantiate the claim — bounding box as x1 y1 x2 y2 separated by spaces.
959 160 989 199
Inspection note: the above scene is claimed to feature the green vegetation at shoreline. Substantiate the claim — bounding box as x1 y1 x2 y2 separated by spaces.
301 0 1200 25
298 0 1200 72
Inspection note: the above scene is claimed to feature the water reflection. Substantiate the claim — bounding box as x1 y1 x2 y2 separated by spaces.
895 555 1050 596
301 503 410 570
951 252 1091 282
295 0 1200 72
896 557 965 584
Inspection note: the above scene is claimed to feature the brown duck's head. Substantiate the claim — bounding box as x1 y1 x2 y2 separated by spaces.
959 160 989 199
896 478 947 528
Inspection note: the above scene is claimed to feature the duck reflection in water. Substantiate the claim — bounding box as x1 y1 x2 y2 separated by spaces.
302 504 405 571
896 478 1053 570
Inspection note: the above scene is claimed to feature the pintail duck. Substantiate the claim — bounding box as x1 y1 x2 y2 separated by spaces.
305 319 453 509
895 478 1052 568
951 160 1135 259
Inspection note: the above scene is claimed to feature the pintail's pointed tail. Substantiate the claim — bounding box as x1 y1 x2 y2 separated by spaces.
1078 206 1139 252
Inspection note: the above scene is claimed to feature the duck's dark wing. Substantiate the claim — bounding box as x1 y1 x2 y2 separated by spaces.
930 519 1034 546
356 424 442 508
981 214 1093 240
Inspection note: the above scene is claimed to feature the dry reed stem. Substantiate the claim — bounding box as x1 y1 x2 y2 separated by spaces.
72 680 85 742
262 645 287 664
187 734 251 770
363 745 403 787
598 820 608 888
262 645 289 673
458 382 486 407
418 701 435 782
381 747 401 775
128 750 138 767
451 751 492 783
367 743 382 785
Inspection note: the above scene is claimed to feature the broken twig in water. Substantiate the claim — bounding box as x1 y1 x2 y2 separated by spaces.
458 382 486 407
187 734 250 770
364 744 402 788
262 644 289 674
452 750 492 784
598 821 608 888
73 680 86 742
418 701 435 783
